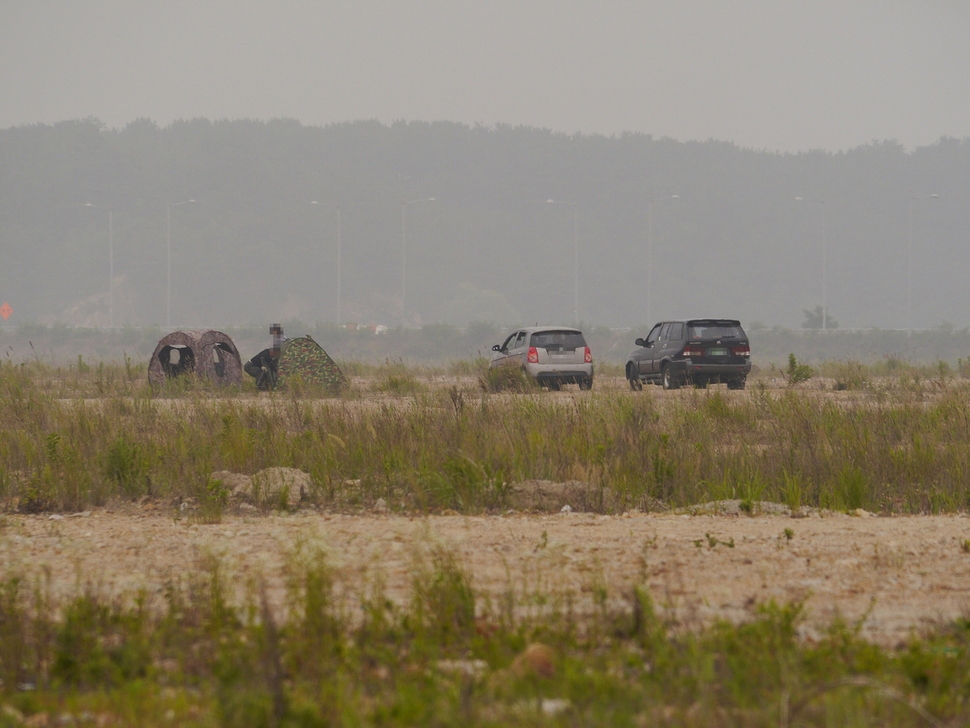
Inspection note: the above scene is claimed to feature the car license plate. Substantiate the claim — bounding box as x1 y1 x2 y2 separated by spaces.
707 347 728 356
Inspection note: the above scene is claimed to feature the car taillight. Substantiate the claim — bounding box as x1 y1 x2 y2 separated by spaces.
682 346 704 357
584 346 592 363
731 345 751 357
528 346 539 363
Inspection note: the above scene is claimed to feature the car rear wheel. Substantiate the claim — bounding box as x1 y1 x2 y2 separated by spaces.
661 365 680 390
578 376 593 391
727 377 746 390
627 365 642 391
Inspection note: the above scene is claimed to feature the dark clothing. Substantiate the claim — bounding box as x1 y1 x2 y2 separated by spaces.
248 348 278 371
245 348 278 390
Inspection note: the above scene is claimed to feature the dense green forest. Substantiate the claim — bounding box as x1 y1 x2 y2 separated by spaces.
1 118 967 329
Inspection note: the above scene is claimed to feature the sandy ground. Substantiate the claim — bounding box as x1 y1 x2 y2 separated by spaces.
2 508 969 647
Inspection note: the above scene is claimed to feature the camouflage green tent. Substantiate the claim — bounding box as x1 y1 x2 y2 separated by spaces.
276 335 346 393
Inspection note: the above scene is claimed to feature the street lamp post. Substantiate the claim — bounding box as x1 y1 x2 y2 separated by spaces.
795 196 827 330
401 197 436 328
908 192 939 335
645 195 679 326
84 203 113 327
546 199 580 324
166 199 196 328
311 201 343 324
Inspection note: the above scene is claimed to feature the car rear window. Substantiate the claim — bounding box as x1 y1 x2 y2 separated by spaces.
688 324 745 340
530 330 587 351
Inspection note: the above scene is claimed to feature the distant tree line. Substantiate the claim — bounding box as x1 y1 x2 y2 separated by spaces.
2 321 968 368
1 118 967 330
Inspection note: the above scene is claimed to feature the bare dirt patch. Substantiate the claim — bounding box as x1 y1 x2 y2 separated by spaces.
3 509 968 646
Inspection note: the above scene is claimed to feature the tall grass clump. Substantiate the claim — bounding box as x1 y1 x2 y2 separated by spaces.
477 365 536 392
369 359 427 395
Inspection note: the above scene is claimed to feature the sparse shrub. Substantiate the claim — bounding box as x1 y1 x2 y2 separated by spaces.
195 477 230 523
53 592 150 688
701 532 734 548
478 365 535 392
285 549 342 680
782 470 803 512
0 577 28 689
826 465 869 512
884 355 905 373
448 356 489 376
704 391 732 418
103 435 147 498
18 478 54 514
410 547 475 647
370 360 426 395
417 453 504 512
786 353 814 386
830 360 870 391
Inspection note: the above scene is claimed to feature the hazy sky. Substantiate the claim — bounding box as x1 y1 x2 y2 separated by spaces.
2 1 968 152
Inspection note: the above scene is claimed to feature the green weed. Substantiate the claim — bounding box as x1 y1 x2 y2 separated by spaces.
827 360 871 391
477 365 535 393
103 435 149 499
787 352 814 386
0 553 966 727
370 360 427 395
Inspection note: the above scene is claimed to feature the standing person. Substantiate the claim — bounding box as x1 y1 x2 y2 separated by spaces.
244 323 286 390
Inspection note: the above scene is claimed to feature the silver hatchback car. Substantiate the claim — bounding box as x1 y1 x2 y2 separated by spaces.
490 326 594 390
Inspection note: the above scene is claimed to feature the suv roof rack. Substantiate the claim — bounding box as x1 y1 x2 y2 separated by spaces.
686 319 741 327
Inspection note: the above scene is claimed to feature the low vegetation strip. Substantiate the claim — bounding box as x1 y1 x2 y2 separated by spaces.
2 362 970 515
3 510 968 646
1 521 969 727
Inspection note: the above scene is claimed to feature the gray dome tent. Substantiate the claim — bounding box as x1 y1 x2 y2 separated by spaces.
148 329 242 387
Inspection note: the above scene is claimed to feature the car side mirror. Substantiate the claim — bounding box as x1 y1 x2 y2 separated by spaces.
491 344 501 352
634 338 645 347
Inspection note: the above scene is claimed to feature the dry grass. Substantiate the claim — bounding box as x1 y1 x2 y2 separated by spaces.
2 360 969 516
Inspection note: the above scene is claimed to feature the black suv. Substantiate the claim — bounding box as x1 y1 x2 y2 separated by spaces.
626 319 751 390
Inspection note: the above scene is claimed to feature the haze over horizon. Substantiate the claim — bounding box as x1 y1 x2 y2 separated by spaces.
2 1 969 153
2 1 968 335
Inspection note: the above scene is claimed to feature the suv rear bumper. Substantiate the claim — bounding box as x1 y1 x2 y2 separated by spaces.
672 360 750 379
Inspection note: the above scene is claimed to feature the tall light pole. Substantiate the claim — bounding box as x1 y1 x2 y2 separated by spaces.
166 199 196 328
646 195 679 326
84 203 113 327
795 196 827 330
908 192 939 335
546 199 580 324
311 201 343 324
401 197 435 328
